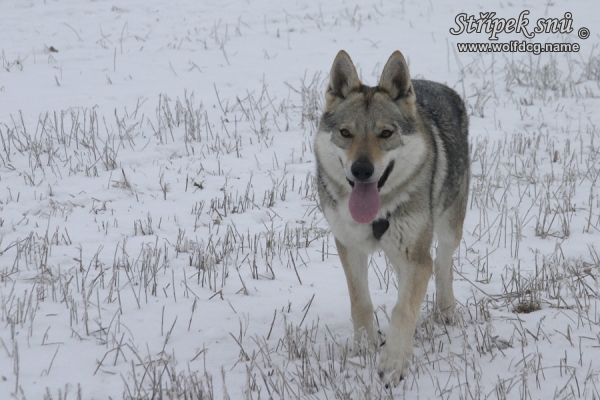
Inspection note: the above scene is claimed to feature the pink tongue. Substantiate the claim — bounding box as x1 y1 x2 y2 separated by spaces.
349 182 380 223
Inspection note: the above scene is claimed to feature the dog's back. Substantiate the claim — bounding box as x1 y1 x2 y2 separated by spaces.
412 79 470 215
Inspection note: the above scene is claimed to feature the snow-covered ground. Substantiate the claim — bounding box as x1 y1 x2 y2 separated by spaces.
2 0 600 398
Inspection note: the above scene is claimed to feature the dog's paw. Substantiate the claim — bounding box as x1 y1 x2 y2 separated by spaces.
349 336 378 358
435 301 456 325
377 342 411 387
349 326 378 357
349 343 370 358
436 309 456 325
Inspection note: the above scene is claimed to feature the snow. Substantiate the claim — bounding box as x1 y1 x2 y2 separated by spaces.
1 0 600 398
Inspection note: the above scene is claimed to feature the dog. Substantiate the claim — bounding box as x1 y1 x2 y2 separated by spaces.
315 50 470 386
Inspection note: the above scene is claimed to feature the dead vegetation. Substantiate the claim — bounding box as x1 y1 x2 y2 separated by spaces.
1 9 600 400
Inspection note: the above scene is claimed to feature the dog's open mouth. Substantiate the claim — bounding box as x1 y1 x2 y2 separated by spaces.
347 161 394 224
377 161 394 189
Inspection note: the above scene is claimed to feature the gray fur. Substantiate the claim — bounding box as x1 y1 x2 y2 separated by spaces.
412 79 470 210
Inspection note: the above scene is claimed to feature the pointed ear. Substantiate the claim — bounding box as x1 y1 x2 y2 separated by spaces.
379 51 415 103
326 50 361 106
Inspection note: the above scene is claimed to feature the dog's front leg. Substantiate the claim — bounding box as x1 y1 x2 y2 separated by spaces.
378 239 433 386
335 238 376 353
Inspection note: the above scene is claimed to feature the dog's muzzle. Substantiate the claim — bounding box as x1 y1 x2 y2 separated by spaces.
347 160 395 190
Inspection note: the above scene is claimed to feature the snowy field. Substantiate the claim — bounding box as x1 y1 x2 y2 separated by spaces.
2 0 600 398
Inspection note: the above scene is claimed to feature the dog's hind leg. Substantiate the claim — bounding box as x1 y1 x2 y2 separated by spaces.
434 191 467 323
335 238 376 353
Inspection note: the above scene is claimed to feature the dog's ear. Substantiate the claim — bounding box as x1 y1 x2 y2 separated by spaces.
379 51 415 104
326 50 361 106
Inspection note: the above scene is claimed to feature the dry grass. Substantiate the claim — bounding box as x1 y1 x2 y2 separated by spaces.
2 14 600 400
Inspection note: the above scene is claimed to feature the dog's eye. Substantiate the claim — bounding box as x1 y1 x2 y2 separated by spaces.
339 129 352 138
380 129 394 139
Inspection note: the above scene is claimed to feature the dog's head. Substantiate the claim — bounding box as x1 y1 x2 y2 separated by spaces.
317 51 428 223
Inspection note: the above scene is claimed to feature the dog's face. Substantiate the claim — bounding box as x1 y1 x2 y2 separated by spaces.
316 51 429 223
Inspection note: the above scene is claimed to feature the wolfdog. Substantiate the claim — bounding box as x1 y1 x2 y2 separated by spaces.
315 50 470 386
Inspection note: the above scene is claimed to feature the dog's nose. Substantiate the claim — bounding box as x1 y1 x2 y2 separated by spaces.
351 159 374 181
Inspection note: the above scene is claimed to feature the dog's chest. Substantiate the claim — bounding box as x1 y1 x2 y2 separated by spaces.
323 206 380 252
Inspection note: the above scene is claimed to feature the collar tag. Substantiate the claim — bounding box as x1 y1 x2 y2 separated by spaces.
372 219 390 240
